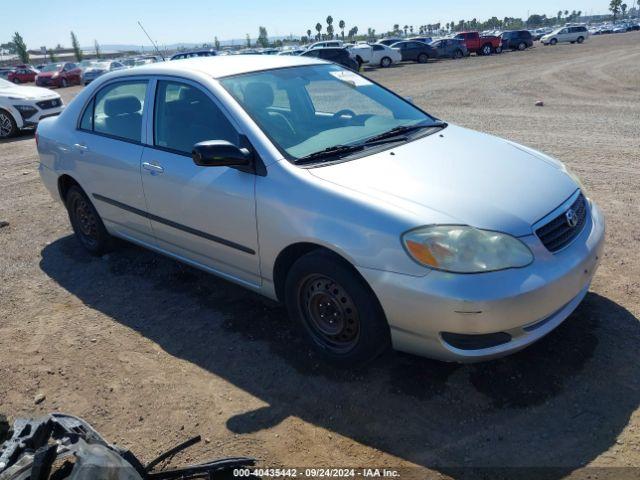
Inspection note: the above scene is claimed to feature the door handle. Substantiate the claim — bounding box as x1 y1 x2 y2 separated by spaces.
73 143 88 152
142 161 164 174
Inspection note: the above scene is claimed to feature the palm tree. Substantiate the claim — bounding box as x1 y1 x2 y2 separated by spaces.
610 0 622 20
409 25 414 35
621 3 628 17
307 29 312 43
393 24 400 35
326 15 334 39
403 25 408 36
315 22 322 40
339 20 345 39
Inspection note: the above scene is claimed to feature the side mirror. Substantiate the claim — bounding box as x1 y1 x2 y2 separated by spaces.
192 140 252 168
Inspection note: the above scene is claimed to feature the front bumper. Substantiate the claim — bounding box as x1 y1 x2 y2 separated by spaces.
9 100 63 129
358 200 605 362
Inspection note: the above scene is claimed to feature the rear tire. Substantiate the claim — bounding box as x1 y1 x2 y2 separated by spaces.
12 77 20 84
480 43 493 55
65 186 114 256
61 78 68 88
453 49 463 59
417 53 428 63
517 42 526 50
284 250 391 367
0 110 18 139
380 56 392 68
577 36 584 44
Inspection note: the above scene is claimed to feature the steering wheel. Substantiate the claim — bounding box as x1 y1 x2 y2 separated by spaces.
333 109 357 121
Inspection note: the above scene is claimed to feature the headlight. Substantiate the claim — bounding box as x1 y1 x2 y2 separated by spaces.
52 73 59 78
402 225 533 273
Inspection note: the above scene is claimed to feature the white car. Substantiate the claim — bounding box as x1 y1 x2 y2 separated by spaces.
0 78 64 138
541 25 589 45
348 43 402 67
307 40 343 50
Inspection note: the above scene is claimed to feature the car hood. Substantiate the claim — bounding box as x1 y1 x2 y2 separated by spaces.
307 125 578 236
0 85 59 99
36 71 59 78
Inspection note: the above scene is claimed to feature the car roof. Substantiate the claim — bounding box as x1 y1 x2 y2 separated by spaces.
116 55 325 79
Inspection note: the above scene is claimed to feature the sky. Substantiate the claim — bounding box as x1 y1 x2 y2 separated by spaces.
3 0 614 48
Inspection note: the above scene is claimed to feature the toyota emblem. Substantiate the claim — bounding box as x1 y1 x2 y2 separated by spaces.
565 208 578 228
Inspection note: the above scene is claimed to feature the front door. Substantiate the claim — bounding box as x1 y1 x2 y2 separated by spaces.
140 78 260 285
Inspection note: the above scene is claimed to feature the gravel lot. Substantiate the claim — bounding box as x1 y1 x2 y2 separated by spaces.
1 33 639 479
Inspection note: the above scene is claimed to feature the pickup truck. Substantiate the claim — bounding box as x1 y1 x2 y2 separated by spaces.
454 31 502 55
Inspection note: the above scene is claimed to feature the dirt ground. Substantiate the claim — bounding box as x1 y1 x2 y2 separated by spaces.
1 33 639 479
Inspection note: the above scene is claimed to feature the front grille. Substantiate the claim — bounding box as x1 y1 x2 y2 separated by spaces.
36 98 62 110
536 193 588 252
37 78 52 86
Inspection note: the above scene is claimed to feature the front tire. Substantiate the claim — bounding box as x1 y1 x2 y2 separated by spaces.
417 53 428 63
453 49 463 59
284 250 391 367
550 38 558 45
65 186 114 255
517 42 526 51
380 56 392 68
480 44 493 55
12 77 20 84
0 110 18 139
61 78 68 88
577 36 584 44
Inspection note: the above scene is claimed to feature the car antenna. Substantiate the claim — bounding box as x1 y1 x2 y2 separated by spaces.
137 20 166 61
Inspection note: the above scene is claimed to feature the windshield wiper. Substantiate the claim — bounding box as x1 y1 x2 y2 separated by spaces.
364 121 448 144
295 144 366 164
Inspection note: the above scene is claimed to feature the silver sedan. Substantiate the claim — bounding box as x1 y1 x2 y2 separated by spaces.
36 56 605 366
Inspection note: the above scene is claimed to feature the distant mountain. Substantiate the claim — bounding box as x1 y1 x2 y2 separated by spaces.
85 36 299 52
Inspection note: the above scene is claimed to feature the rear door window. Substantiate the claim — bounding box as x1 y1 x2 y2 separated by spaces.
92 81 147 142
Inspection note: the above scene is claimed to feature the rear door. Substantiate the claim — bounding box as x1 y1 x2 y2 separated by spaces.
140 78 260 285
74 79 155 244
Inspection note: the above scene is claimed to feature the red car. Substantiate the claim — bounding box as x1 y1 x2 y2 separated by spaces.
454 31 502 55
35 62 82 88
7 67 38 84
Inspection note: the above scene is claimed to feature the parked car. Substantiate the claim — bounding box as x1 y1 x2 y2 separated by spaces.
0 68 12 80
300 47 358 71
83 61 126 85
349 43 402 67
390 41 437 63
530 27 553 40
36 56 604 366
35 62 82 88
429 38 469 59
7 67 39 84
170 49 217 61
376 37 404 46
454 31 502 55
0 77 64 138
278 49 305 56
409 36 433 44
501 30 534 51
307 40 343 50
541 26 589 45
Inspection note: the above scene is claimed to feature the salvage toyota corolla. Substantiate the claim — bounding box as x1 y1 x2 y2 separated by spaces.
36 56 605 365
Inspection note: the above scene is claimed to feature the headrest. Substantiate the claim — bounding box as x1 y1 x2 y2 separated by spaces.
178 87 204 104
104 95 141 116
243 82 274 110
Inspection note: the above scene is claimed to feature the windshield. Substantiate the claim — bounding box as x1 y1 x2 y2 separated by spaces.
41 64 62 72
220 64 438 161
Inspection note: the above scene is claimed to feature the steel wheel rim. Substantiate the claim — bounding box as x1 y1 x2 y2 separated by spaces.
299 274 360 353
73 196 98 248
0 113 12 138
